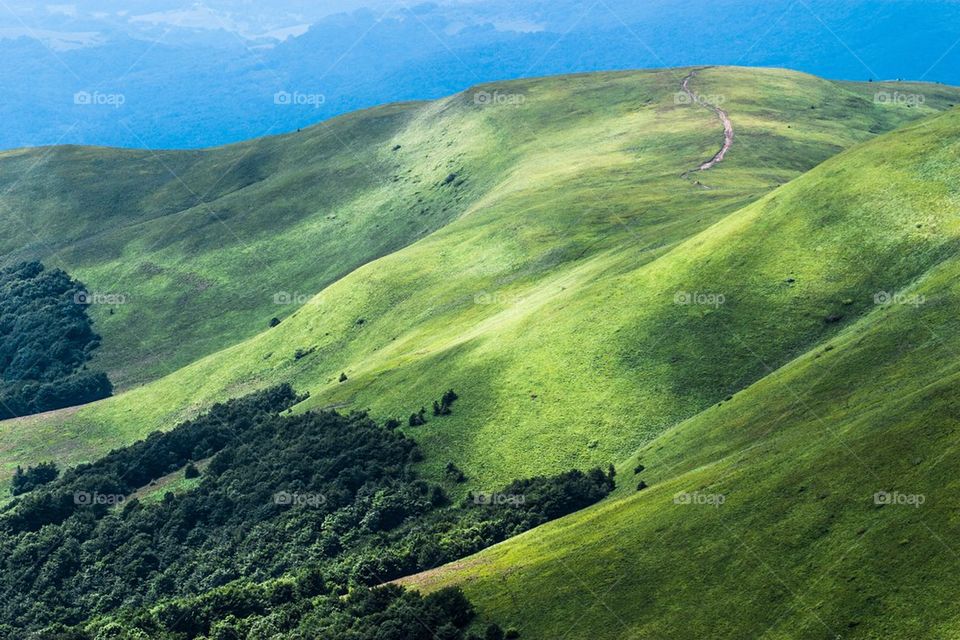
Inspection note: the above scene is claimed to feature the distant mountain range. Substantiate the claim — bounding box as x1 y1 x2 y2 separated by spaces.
1 0 959 149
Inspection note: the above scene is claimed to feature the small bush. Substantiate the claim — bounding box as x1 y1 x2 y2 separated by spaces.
433 389 460 416
445 462 466 483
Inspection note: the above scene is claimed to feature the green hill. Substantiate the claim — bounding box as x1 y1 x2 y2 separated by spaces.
0 100 477 388
400 107 960 639
2 66 960 638
1 67 958 496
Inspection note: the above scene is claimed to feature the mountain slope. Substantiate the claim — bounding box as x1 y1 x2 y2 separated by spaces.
400 107 960 639
0 99 490 387
3 68 952 391
2 67 957 496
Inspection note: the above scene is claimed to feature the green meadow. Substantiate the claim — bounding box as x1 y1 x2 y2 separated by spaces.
1 67 955 495
2 65 960 638
401 106 960 638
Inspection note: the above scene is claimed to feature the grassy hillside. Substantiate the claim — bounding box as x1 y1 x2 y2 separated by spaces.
0 100 491 387
401 107 960 639
2 67 958 496
1 70 952 391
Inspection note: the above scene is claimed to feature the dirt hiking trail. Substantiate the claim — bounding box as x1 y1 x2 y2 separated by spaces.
680 69 734 183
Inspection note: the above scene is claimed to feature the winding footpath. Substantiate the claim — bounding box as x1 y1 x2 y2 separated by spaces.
680 69 734 180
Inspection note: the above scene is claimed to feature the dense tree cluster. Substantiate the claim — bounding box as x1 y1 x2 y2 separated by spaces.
38 584 484 640
1 385 302 534
0 386 613 638
346 467 616 587
0 372 112 420
0 261 112 418
9 462 59 496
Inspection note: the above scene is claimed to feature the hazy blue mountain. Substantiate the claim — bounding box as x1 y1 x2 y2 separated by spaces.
1 0 958 150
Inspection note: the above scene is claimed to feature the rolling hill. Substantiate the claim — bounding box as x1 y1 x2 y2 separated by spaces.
401 106 960 638
1 67 958 497
2 65 960 638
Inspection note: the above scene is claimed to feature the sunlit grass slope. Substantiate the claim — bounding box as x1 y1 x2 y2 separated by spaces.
1 67 957 495
1 70 951 390
0 100 494 387
401 107 960 639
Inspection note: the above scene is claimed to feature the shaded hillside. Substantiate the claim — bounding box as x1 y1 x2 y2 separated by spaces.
1 67 956 497
0 69 952 389
400 107 960 639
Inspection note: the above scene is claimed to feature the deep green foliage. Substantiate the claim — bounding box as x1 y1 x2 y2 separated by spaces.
1 384 302 533
43 584 482 640
9 462 59 496
445 462 466 483
0 261 97 382
433 390 459 416
0 386 612 637
0 261 111 418
0 372 112 420
408 407 427 427
344 467 617 588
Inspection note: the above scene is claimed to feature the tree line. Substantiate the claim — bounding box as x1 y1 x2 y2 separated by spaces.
1 385 614 638
0 261 112 419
